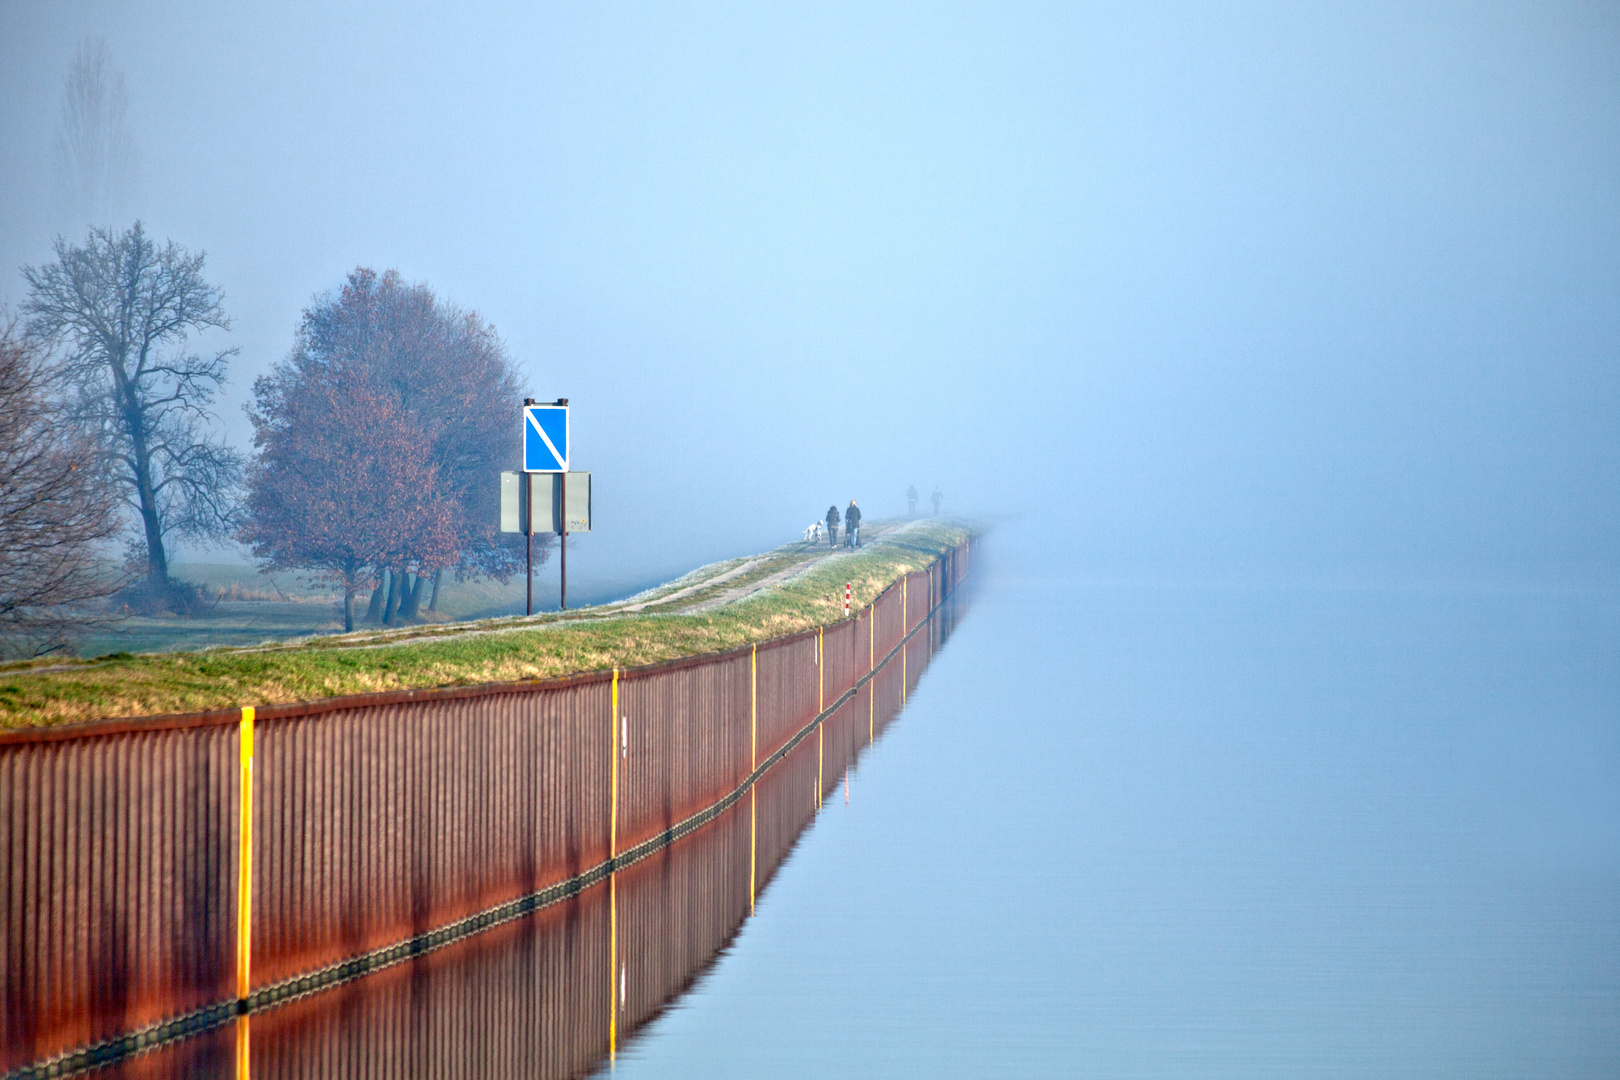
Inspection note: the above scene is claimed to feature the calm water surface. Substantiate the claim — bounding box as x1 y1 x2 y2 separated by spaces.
612 553 1620 1077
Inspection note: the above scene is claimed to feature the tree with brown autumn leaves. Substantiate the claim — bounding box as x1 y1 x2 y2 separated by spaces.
240 360 457 632
242 268 529 627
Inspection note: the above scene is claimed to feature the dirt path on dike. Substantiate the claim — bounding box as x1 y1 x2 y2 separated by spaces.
674 520 906 613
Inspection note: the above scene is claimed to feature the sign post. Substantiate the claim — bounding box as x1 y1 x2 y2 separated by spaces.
522 397 570 612
501 469 591 613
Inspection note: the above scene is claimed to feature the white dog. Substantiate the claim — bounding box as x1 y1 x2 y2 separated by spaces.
802 521 823 543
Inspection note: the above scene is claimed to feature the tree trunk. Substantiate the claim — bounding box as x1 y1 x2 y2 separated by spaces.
121 392 170 592
366 571 386 622
383 565 402 624
428 567 443 612
341 559 358 633
400 572 421 620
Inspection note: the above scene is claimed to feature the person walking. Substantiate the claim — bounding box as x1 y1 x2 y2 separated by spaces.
907 484 918 517
845 500 862 547
930 486 942 515
825 504 840 547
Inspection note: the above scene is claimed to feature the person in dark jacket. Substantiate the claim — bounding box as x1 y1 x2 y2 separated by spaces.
825 504 840 546
845 500 862 547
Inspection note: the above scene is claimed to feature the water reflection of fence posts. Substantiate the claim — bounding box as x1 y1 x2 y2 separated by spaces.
0 539 972 1079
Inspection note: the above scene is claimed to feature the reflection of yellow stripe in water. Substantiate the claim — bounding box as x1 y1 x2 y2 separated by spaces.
608 872 618 1062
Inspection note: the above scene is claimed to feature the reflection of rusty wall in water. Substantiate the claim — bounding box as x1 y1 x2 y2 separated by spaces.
0 541 972 1079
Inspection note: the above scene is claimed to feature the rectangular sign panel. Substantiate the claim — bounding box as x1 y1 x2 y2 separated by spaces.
523 404 569 473
563 471 591 532
503 472 591 533
533 472 591 533
500 471 522 532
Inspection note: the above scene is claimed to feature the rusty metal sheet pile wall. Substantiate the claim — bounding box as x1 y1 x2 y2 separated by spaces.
253 679 616 988
0 539 972 1077
250 883 615 1080
1 726 236 1071
750 632 819 774
617 651 750 854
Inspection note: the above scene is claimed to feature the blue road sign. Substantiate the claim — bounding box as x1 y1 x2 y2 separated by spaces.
523 404 569 473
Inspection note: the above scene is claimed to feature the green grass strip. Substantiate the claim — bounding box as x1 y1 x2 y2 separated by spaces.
0 521 970 729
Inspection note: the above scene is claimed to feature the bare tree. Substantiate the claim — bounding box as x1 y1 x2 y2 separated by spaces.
0 320 121 656
54 38 137 227
22 223 244 609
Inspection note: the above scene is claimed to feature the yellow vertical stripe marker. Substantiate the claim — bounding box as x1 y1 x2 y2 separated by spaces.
610 669 619 861
816 626 824 810
236 705 254 1080
868 591 875 743
818 627 824 714
237 706 254 998
608 669 622 1064
902 577 910 706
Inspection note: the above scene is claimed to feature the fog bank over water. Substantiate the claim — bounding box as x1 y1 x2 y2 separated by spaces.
1 2 1616 585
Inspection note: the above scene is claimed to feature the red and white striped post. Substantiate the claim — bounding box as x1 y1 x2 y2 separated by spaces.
845 583 851 617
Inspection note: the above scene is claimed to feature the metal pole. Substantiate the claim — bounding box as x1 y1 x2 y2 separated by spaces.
525 475 533 616
560 474 568 611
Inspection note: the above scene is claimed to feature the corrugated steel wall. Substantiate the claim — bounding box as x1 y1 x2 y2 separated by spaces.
0 538 972 1078
1 723 237 1069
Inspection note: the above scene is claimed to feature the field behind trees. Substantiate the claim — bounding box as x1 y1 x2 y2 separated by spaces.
74 558 669 657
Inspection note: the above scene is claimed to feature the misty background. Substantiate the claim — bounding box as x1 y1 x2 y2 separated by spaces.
2 1 1616 587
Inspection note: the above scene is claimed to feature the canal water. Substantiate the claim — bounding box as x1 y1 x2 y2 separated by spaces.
128 535 1618 1078
607 545 1620 1078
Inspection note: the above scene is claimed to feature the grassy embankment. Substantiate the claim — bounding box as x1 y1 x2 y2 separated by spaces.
0 521 969 730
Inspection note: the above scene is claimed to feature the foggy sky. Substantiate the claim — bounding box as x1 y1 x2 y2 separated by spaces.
2 1 1616 585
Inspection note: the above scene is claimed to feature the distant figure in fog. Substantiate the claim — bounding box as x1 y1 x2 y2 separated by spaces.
845 500 862 547
907 484 918 517
931 487 942 515
825 504 840 546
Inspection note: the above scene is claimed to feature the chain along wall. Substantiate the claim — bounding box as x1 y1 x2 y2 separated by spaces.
0 538 972 1078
